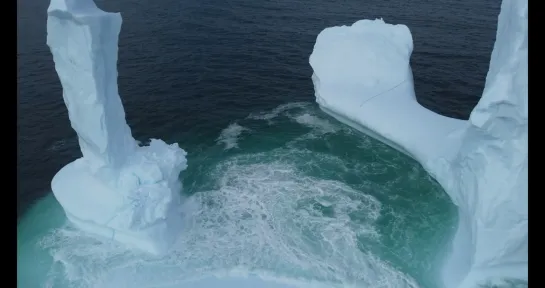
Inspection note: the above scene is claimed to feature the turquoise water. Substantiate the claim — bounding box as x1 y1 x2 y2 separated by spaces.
17 103 457 288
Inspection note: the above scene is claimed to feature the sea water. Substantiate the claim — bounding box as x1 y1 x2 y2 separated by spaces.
18 103 457 288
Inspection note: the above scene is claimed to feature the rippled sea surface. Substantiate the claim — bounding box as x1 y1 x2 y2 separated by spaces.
18 0 500 287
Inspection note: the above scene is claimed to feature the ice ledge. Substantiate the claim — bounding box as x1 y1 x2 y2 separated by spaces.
309 1 528 287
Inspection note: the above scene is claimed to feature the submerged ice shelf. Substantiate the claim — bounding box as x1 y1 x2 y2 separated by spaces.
47 0 187 255
309 0 528 287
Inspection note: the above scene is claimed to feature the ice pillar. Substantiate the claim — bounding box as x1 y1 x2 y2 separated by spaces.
46 0 136 170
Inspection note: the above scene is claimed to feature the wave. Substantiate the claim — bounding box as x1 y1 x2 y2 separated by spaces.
216 123 251 150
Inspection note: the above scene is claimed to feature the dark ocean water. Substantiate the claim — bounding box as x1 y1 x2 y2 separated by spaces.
17 0 500 218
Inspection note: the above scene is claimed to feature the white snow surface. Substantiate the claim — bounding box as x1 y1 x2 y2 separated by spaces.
47 0 188 255
309 1 528 287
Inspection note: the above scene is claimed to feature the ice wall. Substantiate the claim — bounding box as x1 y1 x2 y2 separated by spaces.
438 1 528 286
309 0 528 287
47 0 188 255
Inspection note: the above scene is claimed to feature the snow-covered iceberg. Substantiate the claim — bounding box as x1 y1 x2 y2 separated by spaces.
309 0 528 287
46 0 188 255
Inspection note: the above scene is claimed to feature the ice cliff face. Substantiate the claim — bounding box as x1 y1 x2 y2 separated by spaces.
309 0 528 287
438 1 528 286
47 0 188 255
47 0 136 171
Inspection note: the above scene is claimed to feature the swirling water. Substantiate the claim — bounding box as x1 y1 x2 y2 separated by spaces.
17 0 500 287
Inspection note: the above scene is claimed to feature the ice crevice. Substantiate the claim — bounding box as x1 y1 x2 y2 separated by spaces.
309 0 528 287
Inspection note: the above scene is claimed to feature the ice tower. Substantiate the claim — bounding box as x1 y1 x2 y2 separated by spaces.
310 0 528 287
46 0 188 255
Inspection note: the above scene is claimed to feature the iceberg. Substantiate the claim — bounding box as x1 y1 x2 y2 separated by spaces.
309 0 528 287
46 0 188 255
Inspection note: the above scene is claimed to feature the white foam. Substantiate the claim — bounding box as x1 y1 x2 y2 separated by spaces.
309 1 528 287
247 102 309 123
293 113 339 135
216 123 249 150
46 0 188 255
37 147 426 288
